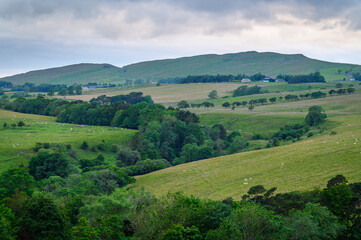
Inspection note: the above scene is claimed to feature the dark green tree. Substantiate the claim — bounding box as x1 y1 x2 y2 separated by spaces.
206 202 281 240
178 100 190 109
58 89 67 96
75 85 82 95
162 225 202 240
222 102 231 108
116 147 141 167
17 121 25 127
269 97 277 103
18 194 70 240
305 106 327 126
47 88 55 96
0 204 17 240
208 90 218 99
80 141 88 150
28 152 70 181
327 174 348 189
0 168 35 200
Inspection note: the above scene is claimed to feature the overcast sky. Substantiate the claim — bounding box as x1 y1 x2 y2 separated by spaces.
1 0 361 77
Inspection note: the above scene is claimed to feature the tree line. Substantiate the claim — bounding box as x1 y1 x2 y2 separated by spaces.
277 72 325 83
1 93 251 168
1 162 360 239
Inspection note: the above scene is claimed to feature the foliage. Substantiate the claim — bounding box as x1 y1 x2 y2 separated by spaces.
162 224 202 240
208 90 218 99
116 147 141 167
18 194 71 240
0 204 17 240
327 174 348 189
278 72 325 83
0 168 35 200
178 100 190 109
206 202 282 240
28 152 70 181
305 106 327 126
233 85 262 97
284 202 343 239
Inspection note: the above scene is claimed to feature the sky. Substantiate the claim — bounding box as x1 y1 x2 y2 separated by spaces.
1 0 361 77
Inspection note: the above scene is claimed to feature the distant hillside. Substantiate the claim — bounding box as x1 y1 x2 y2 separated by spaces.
2 51 361 84
0 63 125 85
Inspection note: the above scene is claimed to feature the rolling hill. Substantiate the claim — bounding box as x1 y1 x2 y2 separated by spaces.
2 51 361 85
132 114 361 200
0 63 125 85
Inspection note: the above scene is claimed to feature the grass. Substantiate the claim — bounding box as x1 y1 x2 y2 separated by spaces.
129 85 361 199
0 109 136 172
132 114 361 200
199 113 304 138
57 82 245 103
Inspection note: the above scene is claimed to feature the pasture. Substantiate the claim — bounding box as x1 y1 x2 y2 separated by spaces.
0 109 136 172
133 114 361 200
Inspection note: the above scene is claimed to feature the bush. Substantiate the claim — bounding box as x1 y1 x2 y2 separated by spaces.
111 144 120 153
28 152 70 181
80 141 88 150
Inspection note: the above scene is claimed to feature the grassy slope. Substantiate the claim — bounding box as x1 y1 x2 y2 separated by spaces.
0 109 136 172
1 63 125 85
133 115 361 200
2 52 361 84
132 90 361 199
120 51 361 81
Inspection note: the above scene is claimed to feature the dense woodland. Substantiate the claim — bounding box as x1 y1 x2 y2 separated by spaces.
1 164 360 240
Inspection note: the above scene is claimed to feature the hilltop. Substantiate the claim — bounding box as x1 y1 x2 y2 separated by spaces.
0 63 125 85
2 51 361 85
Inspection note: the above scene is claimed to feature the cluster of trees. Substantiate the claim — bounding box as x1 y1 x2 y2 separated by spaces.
178 100 215 109
329 88 355 95
90 92 153 105
0 80 13 88
11 83 67 94
232 85 263 97
178 73 266 84
1 81 83 96
353 72 361 81
269 106 327 146
84 82 117 88
2 120 25 129
1 166 360 240
277 72 326 83
2 92 152 126
1 93 250 172
111 103 249 164
56 85 83 96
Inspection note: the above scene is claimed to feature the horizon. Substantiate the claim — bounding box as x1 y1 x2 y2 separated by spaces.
0 50 359 79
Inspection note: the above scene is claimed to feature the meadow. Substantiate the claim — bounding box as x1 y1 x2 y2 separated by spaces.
129 82 361 199
1 81 360 199
133 114 361 200
0 109 136 172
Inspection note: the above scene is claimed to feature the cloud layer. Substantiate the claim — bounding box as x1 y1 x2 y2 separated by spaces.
1 0 360 76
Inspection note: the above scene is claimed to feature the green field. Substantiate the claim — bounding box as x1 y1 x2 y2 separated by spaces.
1 81 361 200
2 51 361 84
130 85 361 199
133 114 361 200
0 109 136 172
